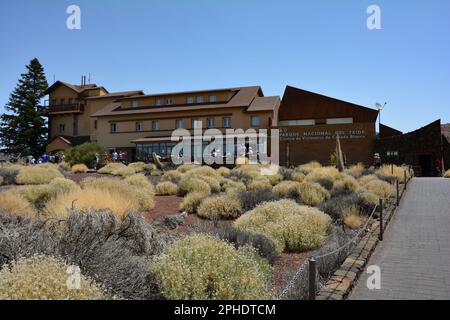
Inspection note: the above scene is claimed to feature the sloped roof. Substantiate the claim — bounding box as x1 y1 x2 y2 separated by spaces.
85 90 144 100
44 81 107 95
91 86 265 117
279 85 379 123
247 96 280 112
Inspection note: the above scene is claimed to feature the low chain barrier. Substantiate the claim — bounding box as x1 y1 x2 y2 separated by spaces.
278 168 414 300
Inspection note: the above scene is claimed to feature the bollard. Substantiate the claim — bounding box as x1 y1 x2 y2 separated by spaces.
396 179 400 207
308 257 317 300
379 199 383 241
404 170 407 190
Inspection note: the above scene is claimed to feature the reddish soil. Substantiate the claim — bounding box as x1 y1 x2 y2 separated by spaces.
271 252 311 294
145 195 183 222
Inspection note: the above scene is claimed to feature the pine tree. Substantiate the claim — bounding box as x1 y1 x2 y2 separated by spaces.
0 58 49 157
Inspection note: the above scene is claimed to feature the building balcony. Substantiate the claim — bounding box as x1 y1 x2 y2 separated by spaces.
47 103 84 114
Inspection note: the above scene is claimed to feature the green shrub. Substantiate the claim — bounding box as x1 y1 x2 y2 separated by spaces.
0 255 107 300
71 163 88 174
296 182 330 206
234 199 331 253
151 234 273 299
197 194 243 219
179 192 209 213
15 167 63 185
155 181 178 195
65 142 105 167
178 178 211 196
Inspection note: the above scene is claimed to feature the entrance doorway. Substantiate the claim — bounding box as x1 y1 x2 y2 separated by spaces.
418 154 433 177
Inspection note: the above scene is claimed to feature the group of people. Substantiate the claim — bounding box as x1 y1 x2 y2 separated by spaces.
103 150 128 164
24 152 65 165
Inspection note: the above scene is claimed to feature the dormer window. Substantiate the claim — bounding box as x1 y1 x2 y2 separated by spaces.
209 95 217 103
132 101 140 108
166 98 174 105
196 96 204 103
156 99 163 106
187 97 194 104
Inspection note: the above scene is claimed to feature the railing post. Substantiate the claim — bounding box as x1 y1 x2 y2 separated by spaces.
396 179 400 207
308 257 317 300
379 199 383 241
404 170 407 189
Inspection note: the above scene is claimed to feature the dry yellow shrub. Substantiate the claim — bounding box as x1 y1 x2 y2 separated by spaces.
197 194 242 219
364 179 395 199
161 170 184 182
343 206 364 229
296 182 330 206
216 166 231 177
155 181 178 195
221 179 247 193
178 177 211 196
332 175 359 194
152 234 273 300
71 164 88 174
247 177 272 191
272 181 301 198
444 169 450 178
0 255 107 300
234 199 331 253
0 190 35 217
179 191 209 213
15 166 63 185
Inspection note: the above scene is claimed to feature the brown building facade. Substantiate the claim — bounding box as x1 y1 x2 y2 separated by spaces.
277 86 379 166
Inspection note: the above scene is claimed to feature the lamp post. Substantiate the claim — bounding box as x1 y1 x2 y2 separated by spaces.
375 102 387 134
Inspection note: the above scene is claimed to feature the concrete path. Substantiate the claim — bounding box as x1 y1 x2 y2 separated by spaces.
349 178 450 300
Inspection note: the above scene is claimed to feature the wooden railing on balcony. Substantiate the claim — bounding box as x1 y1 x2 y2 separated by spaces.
48 103 84 114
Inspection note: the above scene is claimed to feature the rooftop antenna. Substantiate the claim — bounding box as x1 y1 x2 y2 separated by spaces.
375 102 387 131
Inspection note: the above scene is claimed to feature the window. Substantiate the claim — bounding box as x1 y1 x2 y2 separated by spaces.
196 96 204 103
222 117 231 128
59 124 65 133
207 117 215 128
152 121 160 131
187 97 194 104
156 99 163 106
110 123 117 132
326 118 353 125
94 120 98 129
278 119 315 126
166 98 173 105
60 98 65 105
251 116 260 127
132 101 140 108
68 98 73 104
175 119 184 129
191 119 202 129
136 122 144 132
209 95 217 103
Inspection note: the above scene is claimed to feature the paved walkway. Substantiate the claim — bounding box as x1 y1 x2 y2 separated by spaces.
349 178 450 300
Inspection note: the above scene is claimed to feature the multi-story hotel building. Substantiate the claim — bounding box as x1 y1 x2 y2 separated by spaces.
44 81 281 162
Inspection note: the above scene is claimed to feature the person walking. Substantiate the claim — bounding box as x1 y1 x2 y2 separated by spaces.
373 153 381 169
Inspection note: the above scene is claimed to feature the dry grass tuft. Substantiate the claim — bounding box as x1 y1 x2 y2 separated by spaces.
178 177 211 196
234 199 331 253
343 206 364 229
296 182 330 206
155 181 178 195
363 179 395 199
197 193 243 219
0 255 107 300
443 169 450 178
15 166 63 185
179 192 209 213
0 190 35 217
71 163 88 174
151 233 273 300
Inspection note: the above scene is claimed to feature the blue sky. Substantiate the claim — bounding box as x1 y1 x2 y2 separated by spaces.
0 0 449 132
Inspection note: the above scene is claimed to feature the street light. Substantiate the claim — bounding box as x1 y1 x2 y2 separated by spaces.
375 102 387 133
